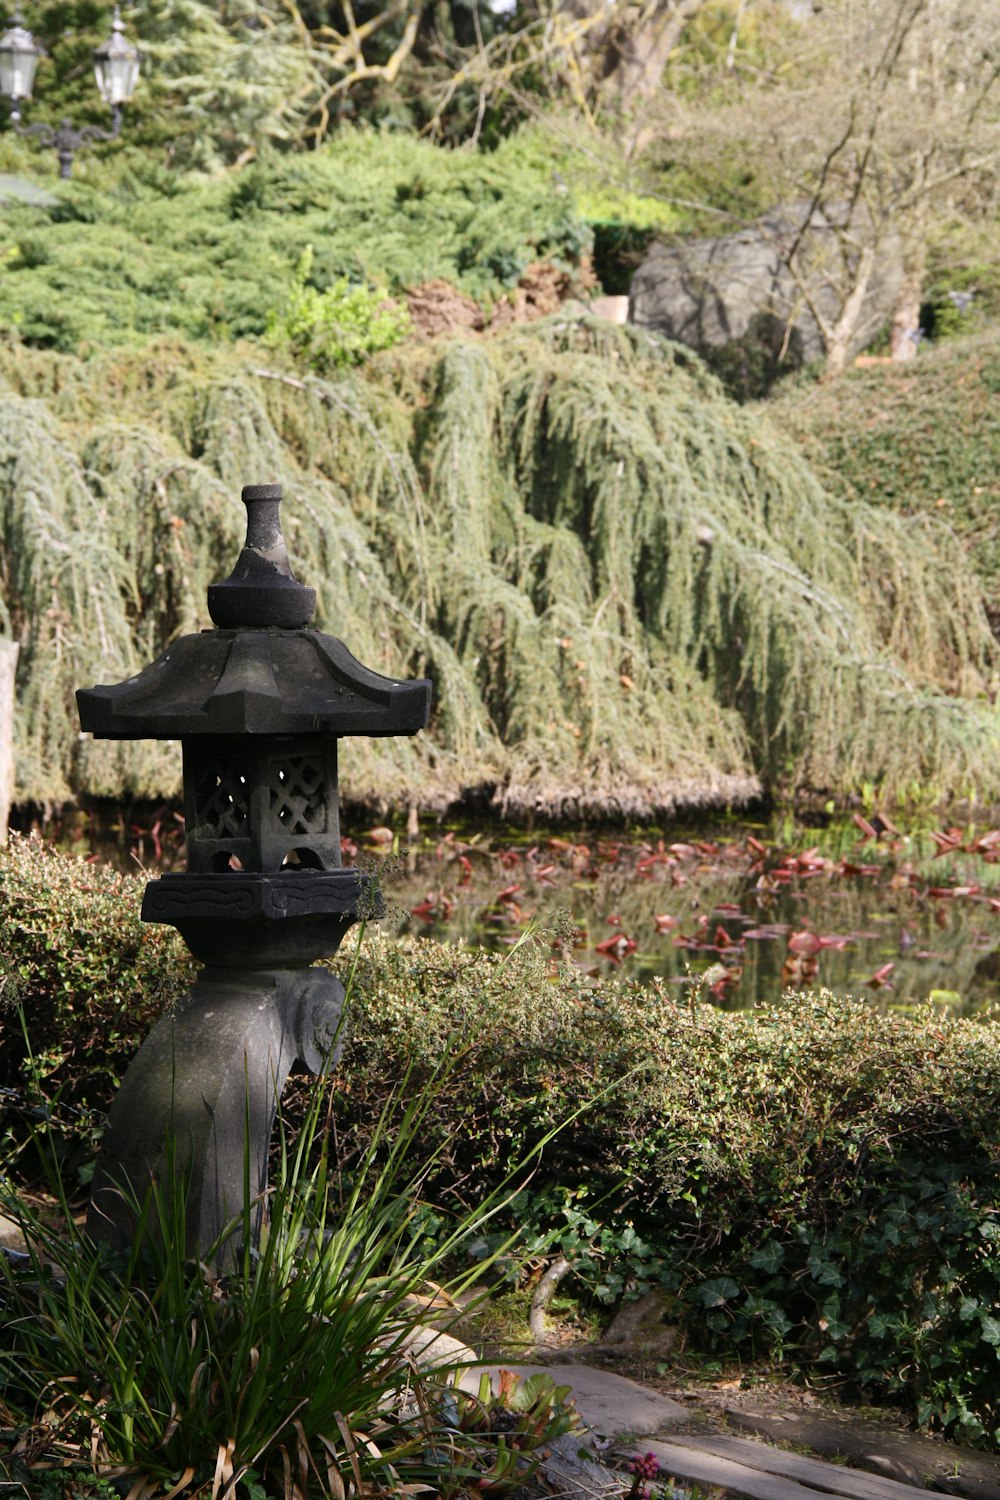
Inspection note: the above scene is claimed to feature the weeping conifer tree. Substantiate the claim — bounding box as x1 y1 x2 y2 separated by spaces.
0 317 995 817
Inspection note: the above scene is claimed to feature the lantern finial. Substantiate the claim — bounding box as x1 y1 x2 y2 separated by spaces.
208 483 316 629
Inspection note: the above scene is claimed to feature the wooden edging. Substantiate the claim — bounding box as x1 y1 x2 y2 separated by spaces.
633 1435 935 1500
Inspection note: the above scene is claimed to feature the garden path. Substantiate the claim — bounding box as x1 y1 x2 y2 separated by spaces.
469 1363 1000 1500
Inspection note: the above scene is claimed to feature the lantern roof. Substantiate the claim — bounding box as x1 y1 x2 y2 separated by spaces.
77 484 431 740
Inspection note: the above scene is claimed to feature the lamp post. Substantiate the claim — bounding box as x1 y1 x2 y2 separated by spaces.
0 4 139 178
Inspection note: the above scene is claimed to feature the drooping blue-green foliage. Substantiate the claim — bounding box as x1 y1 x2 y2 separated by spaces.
0 315 996 815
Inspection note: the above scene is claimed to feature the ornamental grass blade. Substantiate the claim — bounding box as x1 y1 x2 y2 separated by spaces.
162 1467 196 1500
124 1476 160 1500
279 1442 308 1500
246 1397 309 1471
334 1411 365 1495
211 1437 235 1500
318 1435 347 1499
231 1346 262 1435
186 1358 209 1420
161 1400 181 1449
292 1419 311 1495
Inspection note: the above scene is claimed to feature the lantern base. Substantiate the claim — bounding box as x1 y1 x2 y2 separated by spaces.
141 868 382 966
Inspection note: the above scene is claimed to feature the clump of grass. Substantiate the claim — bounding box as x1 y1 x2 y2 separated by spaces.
0 1021 581 1497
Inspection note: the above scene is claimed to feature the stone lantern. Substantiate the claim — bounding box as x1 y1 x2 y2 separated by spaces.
78 484 430 1258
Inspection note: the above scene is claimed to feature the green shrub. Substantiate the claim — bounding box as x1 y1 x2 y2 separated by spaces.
701 309 816 403
0 835 192 1154
696 1158 1000 1443
775 332 1000 624
336 934 1000 1443
487 120 682 294
266 247 410 372
923 220 1000 343
0 129 593 352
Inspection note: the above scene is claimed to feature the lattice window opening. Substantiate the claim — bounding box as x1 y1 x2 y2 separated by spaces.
210 850 246 872
269 758 328 836
196 765 251 838
279 847 325 870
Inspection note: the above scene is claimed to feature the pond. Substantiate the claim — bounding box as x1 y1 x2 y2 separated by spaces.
361 813 1000 1018
36 804 1000 1017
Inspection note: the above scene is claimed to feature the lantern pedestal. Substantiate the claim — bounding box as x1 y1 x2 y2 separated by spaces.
87 965 345 1258
141 868 379 966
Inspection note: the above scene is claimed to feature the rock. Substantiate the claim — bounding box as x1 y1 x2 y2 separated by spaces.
0 174 59 207
593 1289 680 1360
628 204 902 369
0 1212 29 1255
725 1404 1000 1500
591 294 629 325
401 1324 477 1371
538 1432 623 1497
463 1363 687 1438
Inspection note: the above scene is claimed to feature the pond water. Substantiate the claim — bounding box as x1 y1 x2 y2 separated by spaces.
37 804 1000 1017
362 814 1000 1018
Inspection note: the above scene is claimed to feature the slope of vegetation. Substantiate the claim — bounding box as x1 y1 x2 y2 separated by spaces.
773 335 1000 626
1 312 996 814
1 120 997 818
0 130 593 352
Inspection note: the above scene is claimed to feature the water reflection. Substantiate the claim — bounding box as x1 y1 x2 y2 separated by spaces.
365 818 1000 1017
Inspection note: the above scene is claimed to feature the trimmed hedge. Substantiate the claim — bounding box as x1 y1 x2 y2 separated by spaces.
4 838 1000 1441
340 934 1000 1441
0 836 192 1135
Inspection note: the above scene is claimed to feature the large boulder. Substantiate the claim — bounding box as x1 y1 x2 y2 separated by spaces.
628 205 902 369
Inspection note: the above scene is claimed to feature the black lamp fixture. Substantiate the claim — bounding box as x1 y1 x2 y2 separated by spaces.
0 4 139 177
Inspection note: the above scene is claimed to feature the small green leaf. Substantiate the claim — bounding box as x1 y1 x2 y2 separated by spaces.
748 1241 785 1273
696 1277 740 1308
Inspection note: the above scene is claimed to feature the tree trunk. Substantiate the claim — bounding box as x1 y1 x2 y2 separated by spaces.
563 0 707 153
0 640 18 847
889 250 926 362
823 245 876 377
603 0 706 102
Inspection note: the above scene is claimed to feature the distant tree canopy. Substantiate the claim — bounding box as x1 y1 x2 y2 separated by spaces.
5 0 995 383
0 1 836 166
0 0 720 166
